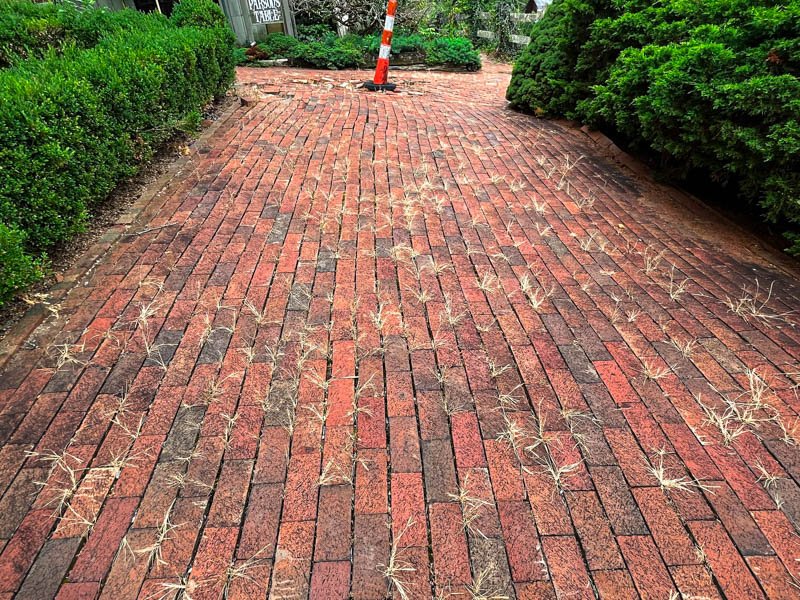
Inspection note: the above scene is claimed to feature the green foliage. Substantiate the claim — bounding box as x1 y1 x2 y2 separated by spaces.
507 0 800 248
424 36 481 69
171 0 229 29
239 32 479 69
506 0 614 116
290 35 367 69
428 0 530 53
292 0 432 36
429 0 487 37
363 33 426 55
238 31 365 68
296 23 335 42
393 34 427 53
0 1 235 305
0 0 168 67
0 224 43 304
493 0 520 56
233 45 248 65
257 32 301 58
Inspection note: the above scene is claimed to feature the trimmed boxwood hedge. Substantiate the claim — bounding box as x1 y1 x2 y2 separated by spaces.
0 224 43 304
0 0 235 305
506 0 800 252
0 0 173 67
238 31 482 71
424 36 481 70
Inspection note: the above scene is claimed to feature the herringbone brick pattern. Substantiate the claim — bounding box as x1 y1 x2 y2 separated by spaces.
1 62 799 599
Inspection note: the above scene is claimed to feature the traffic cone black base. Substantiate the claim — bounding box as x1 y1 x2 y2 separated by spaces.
363 81 397 92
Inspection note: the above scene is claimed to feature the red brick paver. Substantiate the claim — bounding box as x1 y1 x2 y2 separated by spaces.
1 62 800 599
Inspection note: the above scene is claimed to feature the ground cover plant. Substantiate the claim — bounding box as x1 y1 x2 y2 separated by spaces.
0 0 235 305
506 0 800 252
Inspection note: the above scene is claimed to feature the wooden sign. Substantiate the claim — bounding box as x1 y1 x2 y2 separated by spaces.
219 0 295 43
247 0 282 24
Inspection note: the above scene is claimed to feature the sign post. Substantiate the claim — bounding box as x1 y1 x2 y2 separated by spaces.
364 0 398 91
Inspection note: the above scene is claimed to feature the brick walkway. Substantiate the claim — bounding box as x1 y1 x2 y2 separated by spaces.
1 62 800 599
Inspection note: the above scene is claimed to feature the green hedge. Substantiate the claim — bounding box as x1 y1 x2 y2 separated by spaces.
291 34 366 69
507 0 800 251
238 32 481 70
0 0 235 305
0 224 43 303
0 0 168 67
424 36 481 70
258 31 301 58
363 33 426 55
171 0 230 29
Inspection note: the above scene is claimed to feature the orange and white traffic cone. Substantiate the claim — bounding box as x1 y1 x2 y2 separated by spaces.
364 0 398 91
